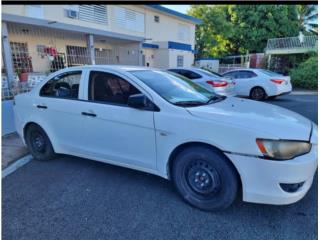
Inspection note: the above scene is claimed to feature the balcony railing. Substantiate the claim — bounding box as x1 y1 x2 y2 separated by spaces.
266 35 317 54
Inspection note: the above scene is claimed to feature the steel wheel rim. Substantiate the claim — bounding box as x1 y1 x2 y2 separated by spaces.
185 160 221 195
31 131 46 153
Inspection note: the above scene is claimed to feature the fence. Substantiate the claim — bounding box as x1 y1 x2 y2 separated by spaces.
2 22 141 100
266 35 318 52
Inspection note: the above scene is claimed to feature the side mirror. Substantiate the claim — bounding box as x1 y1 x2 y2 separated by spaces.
128 94 160 112
128 94 148 109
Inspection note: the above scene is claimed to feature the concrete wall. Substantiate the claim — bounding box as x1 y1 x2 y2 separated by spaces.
3 5 196 48
144 8 195 47
2 100 15 136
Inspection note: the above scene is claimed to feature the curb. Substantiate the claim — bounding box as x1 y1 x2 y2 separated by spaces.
2 154 33 178
291 91 318 96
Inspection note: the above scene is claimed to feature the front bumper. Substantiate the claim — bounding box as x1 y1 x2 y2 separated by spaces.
225 128 318 205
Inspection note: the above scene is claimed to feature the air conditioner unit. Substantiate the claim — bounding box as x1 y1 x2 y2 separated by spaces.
67 9 78 19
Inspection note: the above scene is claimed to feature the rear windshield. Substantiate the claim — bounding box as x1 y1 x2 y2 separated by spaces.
196 69 222 78
259 69 283 77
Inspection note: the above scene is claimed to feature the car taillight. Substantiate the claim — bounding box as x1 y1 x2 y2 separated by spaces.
206 80 228 87
271 79 284 84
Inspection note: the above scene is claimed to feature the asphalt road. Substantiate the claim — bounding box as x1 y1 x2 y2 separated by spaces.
3 94 318 240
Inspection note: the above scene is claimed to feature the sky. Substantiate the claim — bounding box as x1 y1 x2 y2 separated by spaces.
162 5 191 14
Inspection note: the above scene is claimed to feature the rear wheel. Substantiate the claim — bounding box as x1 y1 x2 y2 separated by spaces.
250 87 266 101
172 146 239 211
25 124 56 161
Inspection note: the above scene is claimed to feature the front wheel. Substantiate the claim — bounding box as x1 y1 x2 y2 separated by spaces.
172 146 239 211
25 124 56 161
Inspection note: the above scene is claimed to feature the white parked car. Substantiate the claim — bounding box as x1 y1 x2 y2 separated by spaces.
222 68 292 100
167 67 236 97
14 65 317 211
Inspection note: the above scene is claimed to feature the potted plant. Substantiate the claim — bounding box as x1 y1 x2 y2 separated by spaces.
16 69 28 82
16 56 32 82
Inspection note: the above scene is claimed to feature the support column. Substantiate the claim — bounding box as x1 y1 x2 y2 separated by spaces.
267 54 272 69
2 22 14 90
138 42 143 66
86 34 95 65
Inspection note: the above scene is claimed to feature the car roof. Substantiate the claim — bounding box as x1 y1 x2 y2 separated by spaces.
62 65 155 72
222 68 259 74
168 67 202 71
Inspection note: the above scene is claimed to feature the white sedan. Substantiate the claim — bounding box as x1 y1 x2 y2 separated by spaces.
167 67 236 97
14 65 317 211
222 68 292 100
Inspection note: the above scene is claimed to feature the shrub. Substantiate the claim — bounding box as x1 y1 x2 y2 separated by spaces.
289 55 318 90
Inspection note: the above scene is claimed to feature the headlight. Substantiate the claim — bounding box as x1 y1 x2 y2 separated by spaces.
256 139 311 160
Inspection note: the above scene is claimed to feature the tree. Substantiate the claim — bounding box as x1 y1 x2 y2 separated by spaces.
228 5 300 54
189 5 301 57
188 5 234 58
297 5 318 34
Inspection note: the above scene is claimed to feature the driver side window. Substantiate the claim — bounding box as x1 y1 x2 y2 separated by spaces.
40 71 81 99
88 71 141 105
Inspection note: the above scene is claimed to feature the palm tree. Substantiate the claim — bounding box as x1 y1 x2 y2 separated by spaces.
297 5 318 34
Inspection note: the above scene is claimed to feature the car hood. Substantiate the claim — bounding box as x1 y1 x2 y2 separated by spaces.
187 97 312 141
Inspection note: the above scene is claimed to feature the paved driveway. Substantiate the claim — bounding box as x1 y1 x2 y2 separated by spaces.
2 94 318 240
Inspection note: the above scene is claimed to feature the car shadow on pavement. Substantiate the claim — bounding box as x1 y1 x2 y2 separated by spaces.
3 155 317 240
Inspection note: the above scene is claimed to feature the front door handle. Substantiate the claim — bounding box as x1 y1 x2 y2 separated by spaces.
81 112 97 117
37 105 47 109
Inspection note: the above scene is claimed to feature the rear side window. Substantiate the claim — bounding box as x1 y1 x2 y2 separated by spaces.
40 71 81 99
88 71 141 105
169 69 201 80
223 71 257 79
223 71 238 78
237 71 257 79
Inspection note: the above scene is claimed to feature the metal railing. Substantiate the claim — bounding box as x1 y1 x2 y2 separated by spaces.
218 64 248 74
266 35 318 50
2 23 141 100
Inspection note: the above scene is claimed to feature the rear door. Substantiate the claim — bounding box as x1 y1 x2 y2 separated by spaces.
79 69 157 170
35 70 86 154
224 70 258 96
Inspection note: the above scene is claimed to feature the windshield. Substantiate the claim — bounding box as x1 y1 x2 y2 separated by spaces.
130 70 224 107
196 68 222 78
259 69 283 77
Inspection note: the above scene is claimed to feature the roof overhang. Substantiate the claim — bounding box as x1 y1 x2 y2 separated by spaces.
144 5 202 25
2 13 144 42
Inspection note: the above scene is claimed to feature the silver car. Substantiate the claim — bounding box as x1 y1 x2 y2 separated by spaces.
167 67 236 96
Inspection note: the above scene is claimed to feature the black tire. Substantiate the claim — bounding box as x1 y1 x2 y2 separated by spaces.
250 87 266 101
25 124 56 161
172 146 239 211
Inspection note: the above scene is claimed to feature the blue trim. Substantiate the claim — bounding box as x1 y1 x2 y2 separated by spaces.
142 43 159 49
168 41 192 52
146 5 202 25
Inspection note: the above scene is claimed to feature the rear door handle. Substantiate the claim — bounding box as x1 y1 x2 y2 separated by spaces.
81 112 97 117
37 105 47 109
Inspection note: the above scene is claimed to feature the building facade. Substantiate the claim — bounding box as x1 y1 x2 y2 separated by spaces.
2 4 201 86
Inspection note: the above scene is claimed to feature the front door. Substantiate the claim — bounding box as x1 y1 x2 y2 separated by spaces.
81 70 157 170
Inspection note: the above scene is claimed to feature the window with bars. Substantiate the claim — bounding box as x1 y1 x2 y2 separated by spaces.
66 45 90 66
95 48 114 65
79 5 108 25
113 6 145 33
177 55 184 67
10 42 33 73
